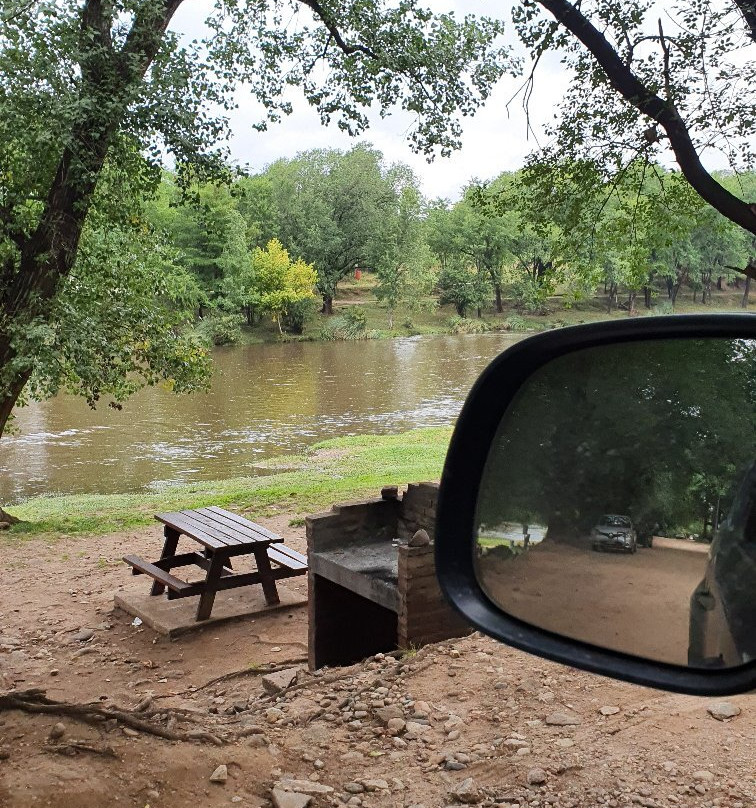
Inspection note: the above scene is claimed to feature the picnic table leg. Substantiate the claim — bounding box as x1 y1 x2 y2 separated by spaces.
196 551 226 621
253 548 280 606
151 526 181 596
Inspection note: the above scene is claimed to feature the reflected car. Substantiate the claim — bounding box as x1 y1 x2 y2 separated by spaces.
590 514 637 554
689 463 756 668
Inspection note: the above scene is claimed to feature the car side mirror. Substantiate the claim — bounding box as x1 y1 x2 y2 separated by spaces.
435 315 756 695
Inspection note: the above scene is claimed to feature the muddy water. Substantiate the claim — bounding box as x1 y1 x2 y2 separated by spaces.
1 333 522 504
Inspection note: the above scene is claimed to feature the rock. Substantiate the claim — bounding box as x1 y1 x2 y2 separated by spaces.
555 738 574 748
247 735 268 748
386 718 406 735
526 768 548 786
707 702 741 721
48 723 66 741
266 707 285 723
409 529 430 547
503 739 529 749
448 777 480 804
262 667 300 695
376 706 404 723
447 729 461 741
271 791 312 808
122 727 139 738
405 721 430 735
72 628 95 643
545 711 581 726
516 747 531 756
274 779 334 795
692 770 715 781
209 764 228 784
599 706 620 716
361 779 389 791
344 783 365 794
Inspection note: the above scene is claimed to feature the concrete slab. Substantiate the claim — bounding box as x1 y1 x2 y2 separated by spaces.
114 584 307 638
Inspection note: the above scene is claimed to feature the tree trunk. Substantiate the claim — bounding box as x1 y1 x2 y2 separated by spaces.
494 284 503 313
607 282 618 313
628 290 636 314
0 507 20 526
717 276 724 290
476 306 482 318
321 294 334 316
742 276 751 308
643 286 652 308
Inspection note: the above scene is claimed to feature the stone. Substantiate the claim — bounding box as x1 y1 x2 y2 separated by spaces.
599 706 620 716
271 789 312 808
707 702 741 721
376 706 404 723
48 723 66 741
555 738 574 748
405 721 430 735
274 779 334 795
344 783 365 794
122 727 140 738
387 718 406 734
262 667 300 695
527 768 548 786
72 628 95 643
209 765 228 784
545 711 581 726
448 777 480 804
503 739 529 749
692 771 715 782
409 529 431 547
247 735 268 748
361 779 389 791
266 707 285 723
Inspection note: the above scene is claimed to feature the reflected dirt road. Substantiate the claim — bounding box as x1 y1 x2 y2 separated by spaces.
478 539 708 666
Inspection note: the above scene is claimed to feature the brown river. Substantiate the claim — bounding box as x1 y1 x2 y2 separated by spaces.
1 334 522 505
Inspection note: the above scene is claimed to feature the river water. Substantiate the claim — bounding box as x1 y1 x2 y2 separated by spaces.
1 333 523 504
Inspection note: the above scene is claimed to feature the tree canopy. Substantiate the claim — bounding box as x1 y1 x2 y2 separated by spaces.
0 0 514 440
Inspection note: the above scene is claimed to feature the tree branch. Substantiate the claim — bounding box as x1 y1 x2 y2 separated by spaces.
296 0 379 59
536 0 756 236
732 0 756 42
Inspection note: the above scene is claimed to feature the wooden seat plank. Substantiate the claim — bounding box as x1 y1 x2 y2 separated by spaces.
123 555 192 593
154 512 227 549
268 545 307 571
200 506 284 543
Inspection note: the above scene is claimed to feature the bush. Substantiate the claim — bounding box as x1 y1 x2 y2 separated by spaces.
196 313 243 346
320 307 371 340
448 316 492 335
503 314 526 331
282 298 318 335
512 277 550 314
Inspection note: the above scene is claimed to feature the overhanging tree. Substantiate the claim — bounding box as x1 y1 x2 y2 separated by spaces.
513 0 756 269
0 0 514 446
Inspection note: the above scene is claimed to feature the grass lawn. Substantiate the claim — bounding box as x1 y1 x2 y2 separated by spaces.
4 427 452 540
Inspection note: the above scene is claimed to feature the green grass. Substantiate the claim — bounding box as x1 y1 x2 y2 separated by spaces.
4 427 452 541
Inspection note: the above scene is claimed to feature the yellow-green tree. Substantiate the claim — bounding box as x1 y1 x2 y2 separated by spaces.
249 240 317 333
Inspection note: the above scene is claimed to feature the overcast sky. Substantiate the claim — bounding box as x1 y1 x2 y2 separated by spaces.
169 1 571 202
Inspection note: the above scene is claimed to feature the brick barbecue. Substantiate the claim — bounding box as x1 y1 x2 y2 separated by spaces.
306 482 471 669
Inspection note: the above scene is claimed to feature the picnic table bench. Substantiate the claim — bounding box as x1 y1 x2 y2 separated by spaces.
123 506 307 621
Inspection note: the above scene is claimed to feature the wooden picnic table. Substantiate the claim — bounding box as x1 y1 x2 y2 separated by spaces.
123 506 307 621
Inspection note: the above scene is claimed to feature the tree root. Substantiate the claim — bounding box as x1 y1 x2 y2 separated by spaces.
0 688 223 744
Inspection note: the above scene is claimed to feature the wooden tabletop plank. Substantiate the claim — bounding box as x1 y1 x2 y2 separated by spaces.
174 510 248 547
197 506 284 544
154 512 229 549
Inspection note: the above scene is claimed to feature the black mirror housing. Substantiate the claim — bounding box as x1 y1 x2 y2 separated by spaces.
435 315 756 695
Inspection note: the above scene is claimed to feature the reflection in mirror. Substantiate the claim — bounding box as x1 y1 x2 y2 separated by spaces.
476 338 756 669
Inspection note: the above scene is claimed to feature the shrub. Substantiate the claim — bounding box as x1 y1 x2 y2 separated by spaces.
503 314 526 331
448 316 492 335
196 313 243 346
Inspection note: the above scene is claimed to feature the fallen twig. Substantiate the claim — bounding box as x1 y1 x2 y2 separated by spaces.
0 689 222 744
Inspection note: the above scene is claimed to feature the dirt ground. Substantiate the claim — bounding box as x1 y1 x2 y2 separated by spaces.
479 540 708 666
1 516 754 808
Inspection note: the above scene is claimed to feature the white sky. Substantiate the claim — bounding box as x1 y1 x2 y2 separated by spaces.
168 1 745 202
169 1 571 202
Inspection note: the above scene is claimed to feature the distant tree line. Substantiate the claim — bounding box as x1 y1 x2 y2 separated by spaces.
142 146 756 343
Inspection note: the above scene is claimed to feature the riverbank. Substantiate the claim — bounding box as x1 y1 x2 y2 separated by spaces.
2 427 451 539
233 273 755 345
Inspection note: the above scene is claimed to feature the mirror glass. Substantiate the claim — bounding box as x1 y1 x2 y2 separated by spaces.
475 338 756 669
